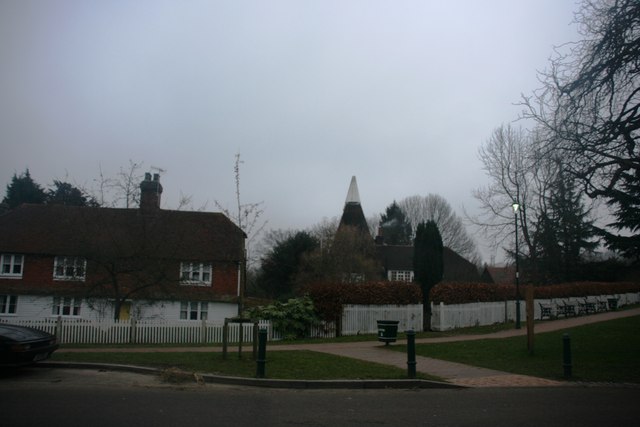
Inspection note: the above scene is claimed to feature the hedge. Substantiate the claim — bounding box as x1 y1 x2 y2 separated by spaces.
430 281 640 305
303 281 640 321
303 281 422 321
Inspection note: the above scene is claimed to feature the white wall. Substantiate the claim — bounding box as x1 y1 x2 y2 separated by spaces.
0 294 238 323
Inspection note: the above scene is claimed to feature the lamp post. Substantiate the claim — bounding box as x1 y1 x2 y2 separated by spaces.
512 202 521 329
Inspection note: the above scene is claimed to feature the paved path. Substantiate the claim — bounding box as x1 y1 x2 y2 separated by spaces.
58 307 640 388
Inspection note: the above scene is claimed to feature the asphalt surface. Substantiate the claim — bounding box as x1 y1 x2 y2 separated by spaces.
2 367 639 427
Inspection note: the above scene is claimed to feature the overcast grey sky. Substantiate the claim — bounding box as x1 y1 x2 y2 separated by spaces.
0 0 580 262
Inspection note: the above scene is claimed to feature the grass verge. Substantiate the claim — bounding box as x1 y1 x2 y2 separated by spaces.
51 350 439 381
390 315 640 383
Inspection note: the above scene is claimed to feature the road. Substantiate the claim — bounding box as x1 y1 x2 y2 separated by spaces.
1 367 638 427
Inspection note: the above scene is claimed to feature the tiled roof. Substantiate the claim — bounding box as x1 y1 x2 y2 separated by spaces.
376 244 481 282
481 266 516 284
0 204 245 262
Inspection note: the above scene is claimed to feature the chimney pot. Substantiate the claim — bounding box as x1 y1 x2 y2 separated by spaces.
140 172 163 210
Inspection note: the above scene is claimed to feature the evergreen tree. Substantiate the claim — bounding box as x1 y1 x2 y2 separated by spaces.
413 221 443 331
46 180 98 207
379 201 412 245
536 163 598 281
256 231 319 299
2 169 46 208
602 169 640 261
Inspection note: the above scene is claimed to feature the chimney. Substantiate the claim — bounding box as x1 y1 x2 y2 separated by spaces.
375 226 385 245
140 172 163 210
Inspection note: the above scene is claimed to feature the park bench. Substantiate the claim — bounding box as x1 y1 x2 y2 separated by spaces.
596 298 609 312
539 302 553 320
578 298 596 315
557 300 576 317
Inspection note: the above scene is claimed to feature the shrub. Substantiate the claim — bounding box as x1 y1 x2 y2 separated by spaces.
245 296 321 340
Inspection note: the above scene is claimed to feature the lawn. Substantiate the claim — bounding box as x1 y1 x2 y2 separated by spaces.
390 315 640 383
51 349 438 381
52 315 640 383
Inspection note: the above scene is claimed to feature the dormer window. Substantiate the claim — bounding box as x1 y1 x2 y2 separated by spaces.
180 262 212 286
53 256 86 281
0 254 23 278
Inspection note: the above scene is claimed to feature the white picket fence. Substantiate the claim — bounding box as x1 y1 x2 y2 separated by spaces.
340 304 423 335
2 293 638 343
1 317 271 345
430 292 640 331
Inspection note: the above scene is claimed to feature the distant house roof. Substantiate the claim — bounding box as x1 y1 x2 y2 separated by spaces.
376 244 480 282
481 266 516 285
0 204 246 262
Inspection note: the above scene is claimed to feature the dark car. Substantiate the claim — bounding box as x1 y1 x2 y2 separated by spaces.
0 323 59 367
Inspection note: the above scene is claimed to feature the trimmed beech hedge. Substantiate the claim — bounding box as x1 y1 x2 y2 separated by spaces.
304 281 640 321
430 281 640 305
304 281 422 322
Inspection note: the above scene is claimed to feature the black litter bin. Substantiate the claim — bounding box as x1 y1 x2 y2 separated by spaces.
377 320 399 345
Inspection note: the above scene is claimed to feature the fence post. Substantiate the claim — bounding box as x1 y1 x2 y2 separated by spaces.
256 328 268 378
252 321 259 360
406 330 416 379
563 333 572 378
439 302 445 331
222 318 229 360
56 316 63 343
129 317 137 344
201 319 207 344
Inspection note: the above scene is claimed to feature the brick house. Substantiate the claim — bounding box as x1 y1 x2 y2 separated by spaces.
0 174 246 322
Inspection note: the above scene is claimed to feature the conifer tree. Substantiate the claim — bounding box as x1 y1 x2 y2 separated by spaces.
2 169 46 208
413 221 443 330
379 201 412 245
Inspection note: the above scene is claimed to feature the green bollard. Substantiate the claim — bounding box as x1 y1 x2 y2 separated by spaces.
406 330 416 379
562 333 572 379
256 328 268 378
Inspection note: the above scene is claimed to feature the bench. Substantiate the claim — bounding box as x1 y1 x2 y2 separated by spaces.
596 298 608 312
557 301 576 317
539 302 553 320
578 299 596 315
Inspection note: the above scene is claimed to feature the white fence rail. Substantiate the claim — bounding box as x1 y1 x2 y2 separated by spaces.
430 292 640 331
0 318 271 345
2 293 638 342
340 304 423 335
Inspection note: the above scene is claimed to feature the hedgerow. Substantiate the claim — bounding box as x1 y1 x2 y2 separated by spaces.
430 281 640 304
303 281 422 321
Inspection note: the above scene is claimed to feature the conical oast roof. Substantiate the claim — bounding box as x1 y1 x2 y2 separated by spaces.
345 175 361 204
338 176 369 234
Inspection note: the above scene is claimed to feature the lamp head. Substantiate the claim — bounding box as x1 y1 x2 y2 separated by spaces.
512 203 520 214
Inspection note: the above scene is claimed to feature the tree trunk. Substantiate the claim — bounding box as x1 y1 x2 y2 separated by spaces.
422 291 431 331
113 299 122 321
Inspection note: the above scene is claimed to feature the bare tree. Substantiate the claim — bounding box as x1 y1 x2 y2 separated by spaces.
89 160 144 208
471 124 541 260
521 0 640 258
215 153 267 269
397 194 480 264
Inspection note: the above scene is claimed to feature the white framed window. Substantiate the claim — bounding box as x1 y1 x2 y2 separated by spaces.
179 301 208 320
0 295 17 314
389 270 414 282
180 262 212 286
1 254 24 278
53 256 86 281
52 297 82 317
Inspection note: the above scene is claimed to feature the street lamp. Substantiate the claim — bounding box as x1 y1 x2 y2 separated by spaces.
512 202 521 329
